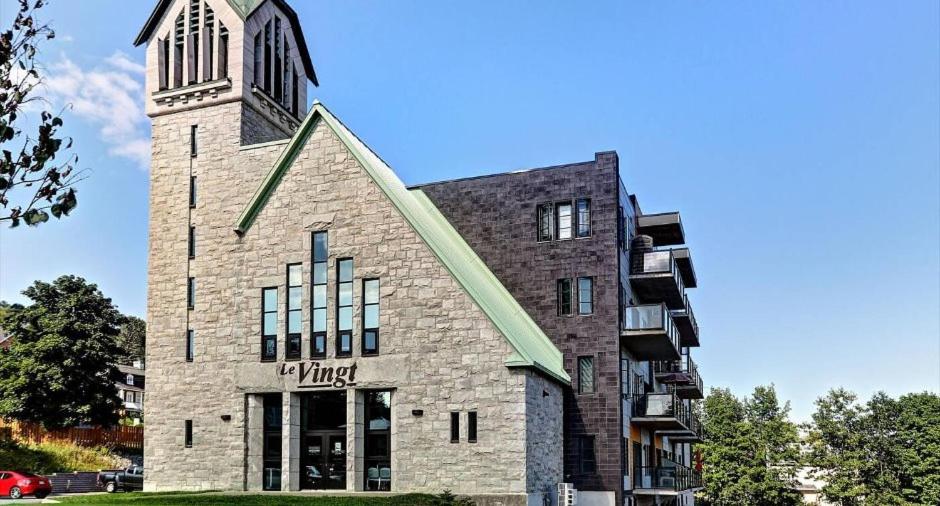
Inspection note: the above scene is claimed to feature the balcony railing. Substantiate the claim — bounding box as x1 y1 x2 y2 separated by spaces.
621 304 681 361
630 250 686 309
671 293 700 347
632 392 692 430
633 461 702 491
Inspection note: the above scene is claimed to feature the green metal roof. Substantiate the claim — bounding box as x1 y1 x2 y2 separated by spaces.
235 102 570 384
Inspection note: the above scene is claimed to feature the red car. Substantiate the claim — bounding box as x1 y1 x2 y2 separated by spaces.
0 471 52 499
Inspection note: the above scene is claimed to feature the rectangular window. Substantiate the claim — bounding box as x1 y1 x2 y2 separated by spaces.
262 394 282 491
184 419 193 448
537 202 553 241
262 287 277 361
578 277 593 315
467 411 477 443
286 264 302 360
186 329 194 362
190 125 197 157
557 279 572 316
579 436 596 473
362 279 379 356
364 391 392 491
311 232 328 358
189 176 196 208
576 198 591 237
556 202 572 240
336 259 353 357
188 226 195 258
578 356 595 394
187 277 195 309
450 412 460 443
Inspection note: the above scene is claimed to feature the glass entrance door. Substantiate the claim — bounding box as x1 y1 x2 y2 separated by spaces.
300 391 347 490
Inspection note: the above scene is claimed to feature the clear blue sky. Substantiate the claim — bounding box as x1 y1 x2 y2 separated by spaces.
1 0 937 421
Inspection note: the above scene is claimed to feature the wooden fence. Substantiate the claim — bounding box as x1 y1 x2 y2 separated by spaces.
0 419 142 452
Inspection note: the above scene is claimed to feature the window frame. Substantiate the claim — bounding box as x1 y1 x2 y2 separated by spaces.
578 355 595 394
189 176 196 208
579 435 597 474
261 287 278 362
555 201 573 240
575 198 591 238
311 232 328 358
189 125 197 157
187 277 195 309
188 226 195 258
537 202 554 242
577 276 594 315
335 258 353 357
450 412 460 443
467 411 477 443
362 278 379 356
186 329 194 362
184 419 193 448
285 263 302 360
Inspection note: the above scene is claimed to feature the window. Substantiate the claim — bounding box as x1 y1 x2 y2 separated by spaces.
253 31 263 86
262 287 277 361
467 411 477 443
262 394 281 490
286 264 302 360
189 176 196 208
187 277 195 309
450 412 460 443
157 37 170 90
190 125 197 157
362 279 379 355
556 202 572 239
126 374 134 386
364 391 392 491
579 436 596 473
218 24 229 78
184 419 193 448
578 356 595 394
263 21 272 92
273 17 282 102
186 329 194 362
537 203 553 241
311 232 328 358
578 277 593 315
336 259 353 357
188 226 195 258
576 198 591 237
557 279 572 316
188 0 199 84
620 358 630 396
173 11 184 87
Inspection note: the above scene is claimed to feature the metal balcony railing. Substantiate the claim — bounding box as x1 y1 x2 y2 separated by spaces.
631 250 685 291
622 304 681 357
630 249 687 309
633 461 702 491
632 392 692 429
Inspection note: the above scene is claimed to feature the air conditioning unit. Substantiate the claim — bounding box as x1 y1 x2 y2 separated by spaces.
557 482 577 506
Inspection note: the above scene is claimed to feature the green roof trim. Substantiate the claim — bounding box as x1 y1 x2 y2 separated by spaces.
234 102 570 385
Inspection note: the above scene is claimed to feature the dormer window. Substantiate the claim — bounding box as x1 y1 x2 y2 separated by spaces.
126 374 135 386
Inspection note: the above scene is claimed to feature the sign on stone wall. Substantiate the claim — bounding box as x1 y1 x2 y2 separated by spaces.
277 361 358 389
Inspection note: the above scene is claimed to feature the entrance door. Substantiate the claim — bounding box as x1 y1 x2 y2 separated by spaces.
300 391 347 490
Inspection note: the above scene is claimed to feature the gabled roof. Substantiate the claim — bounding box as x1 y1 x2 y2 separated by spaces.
234 102 570 384
134 0 317 85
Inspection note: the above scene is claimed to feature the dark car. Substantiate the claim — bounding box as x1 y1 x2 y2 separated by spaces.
0 470 52 499
97 465 144 493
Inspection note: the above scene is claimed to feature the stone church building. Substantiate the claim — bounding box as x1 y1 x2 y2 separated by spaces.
137 1 706 505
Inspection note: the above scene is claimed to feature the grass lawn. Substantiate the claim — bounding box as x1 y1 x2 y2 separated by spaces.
55 491 464 505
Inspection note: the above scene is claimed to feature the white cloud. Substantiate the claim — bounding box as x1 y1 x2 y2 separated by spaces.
41 51 149 169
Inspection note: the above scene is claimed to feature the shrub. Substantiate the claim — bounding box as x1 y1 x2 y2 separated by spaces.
0 438 123 473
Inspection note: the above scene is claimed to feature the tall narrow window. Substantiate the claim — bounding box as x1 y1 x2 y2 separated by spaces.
184 419 193 448
157 37 169 90
311 232 328 358
262 287 277 361
556 202 572 239
362 279 379 356
336 259 353 357
187 277 195 309
364 391 392 491
578 356 595 394
579 436 596 473
253 31 263 86
557 279 572 316
450 412 460 443
467 411 477 443
186 329 194 362
189 176 196 208
188 226 195 258
578 277 593 315
576 198 591 237
218 24 229 78
537 203 553 242
174 12 184 87
263 21 272 92
188 0 199 84
189 125 197 157
273 18 283 102
262 394 282 490
286 264 301 360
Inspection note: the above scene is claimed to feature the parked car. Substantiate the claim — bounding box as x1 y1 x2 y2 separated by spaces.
97 465 144 493
0 470 52 499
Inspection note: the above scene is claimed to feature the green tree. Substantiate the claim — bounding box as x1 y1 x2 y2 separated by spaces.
861 392 904 505
805 388 868 505
0 276 122 428
1 0 83 227
115 315 145 367
699 386 801 506
895 392 940 504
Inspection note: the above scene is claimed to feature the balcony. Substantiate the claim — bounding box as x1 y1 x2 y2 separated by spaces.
621 304 681 361
670 248 697 288
637 212 685 246
633 462 703 493
630 250 686 309
661 412 704 443
675 356 704 400
670 294 700 347
631 392 691 431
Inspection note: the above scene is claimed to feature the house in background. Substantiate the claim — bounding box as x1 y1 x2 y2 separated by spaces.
116 362 146 425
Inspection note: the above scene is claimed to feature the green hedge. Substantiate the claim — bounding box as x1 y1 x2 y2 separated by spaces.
0 438 122 473
58 491 473 505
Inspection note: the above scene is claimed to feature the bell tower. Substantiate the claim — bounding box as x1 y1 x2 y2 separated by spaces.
135 0 317 144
